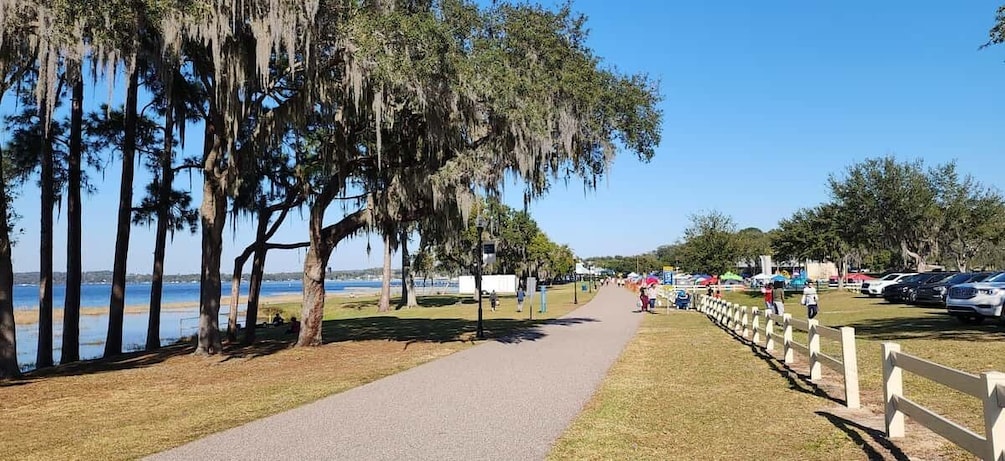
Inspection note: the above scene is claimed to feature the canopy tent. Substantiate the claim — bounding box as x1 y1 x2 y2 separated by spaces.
771 274 787 282
847 273 875 281
626 272 639 279
752 273 773 281
645 275 661 286
720 272 743 281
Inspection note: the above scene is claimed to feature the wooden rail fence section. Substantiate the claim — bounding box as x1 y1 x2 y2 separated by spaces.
882 343 1005 460
696 294 860 409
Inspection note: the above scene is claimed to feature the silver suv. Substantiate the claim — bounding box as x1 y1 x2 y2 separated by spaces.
945 272 1005 324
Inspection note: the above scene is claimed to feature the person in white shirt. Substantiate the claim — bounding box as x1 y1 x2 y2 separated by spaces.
801 282 819 319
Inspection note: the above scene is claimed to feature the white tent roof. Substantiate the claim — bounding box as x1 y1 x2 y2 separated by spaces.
752 273 774 280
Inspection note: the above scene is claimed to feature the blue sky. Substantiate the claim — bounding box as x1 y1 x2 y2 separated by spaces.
7 0 1005 274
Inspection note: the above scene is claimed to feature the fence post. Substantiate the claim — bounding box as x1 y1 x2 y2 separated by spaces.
742 306 750 338
734 305 742 334
882 342 905 438
808 319 822 381
765 315 775 352
981 372 1005 461
840 326 860 409
752 308 760 344
782 314 793 364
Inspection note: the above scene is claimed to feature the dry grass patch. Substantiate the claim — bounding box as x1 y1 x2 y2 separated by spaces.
550 309 886 460
1 285 594 460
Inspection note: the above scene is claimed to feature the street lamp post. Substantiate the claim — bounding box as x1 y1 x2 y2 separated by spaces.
475 216 486 339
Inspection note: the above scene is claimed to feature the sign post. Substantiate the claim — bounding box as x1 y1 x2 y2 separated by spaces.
539 285 547 314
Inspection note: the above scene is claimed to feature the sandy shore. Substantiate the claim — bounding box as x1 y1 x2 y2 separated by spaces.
12 289 380 326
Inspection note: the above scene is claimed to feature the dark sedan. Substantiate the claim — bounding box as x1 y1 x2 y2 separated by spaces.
912 272 996 306
883 272 957 304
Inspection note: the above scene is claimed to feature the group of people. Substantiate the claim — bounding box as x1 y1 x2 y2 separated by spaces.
760 281 819 319
638 284 659 312
486 287 527 312
270 313 301 334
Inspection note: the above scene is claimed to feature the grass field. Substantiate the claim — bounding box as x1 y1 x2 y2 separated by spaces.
553 288 1005 460
1 284 594 461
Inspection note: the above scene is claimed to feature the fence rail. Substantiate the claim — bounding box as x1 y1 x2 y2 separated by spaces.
697 294 860 409
882 343 1005 460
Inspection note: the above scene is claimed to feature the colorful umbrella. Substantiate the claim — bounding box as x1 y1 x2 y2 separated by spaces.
645 275 660 286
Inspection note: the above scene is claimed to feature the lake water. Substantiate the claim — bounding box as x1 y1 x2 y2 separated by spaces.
12 278 456 370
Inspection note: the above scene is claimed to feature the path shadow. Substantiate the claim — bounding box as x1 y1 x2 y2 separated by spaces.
816 411 910 461
848 311 1005 342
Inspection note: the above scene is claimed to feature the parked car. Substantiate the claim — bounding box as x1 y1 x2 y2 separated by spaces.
945 272 1005 324
912 272 995 306
860 272 917 297
882 272 956 304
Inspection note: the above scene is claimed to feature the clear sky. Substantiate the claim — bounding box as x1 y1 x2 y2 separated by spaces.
7 0 1005 275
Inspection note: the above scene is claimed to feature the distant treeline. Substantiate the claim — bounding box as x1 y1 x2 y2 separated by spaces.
12 268 410 286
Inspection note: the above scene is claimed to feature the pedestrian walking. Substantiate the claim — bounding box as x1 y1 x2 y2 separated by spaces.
516 286 525 312
647 284 658 312
772 280 786 316
761 284 774 314
490 290 498 312
801 281 819 319
639 286 649 312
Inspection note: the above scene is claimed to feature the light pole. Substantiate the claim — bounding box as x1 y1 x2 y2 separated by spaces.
475 216 486 339
573 265 578 304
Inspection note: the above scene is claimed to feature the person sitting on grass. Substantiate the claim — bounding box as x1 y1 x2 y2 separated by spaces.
271 313 284 326
287 316 301 334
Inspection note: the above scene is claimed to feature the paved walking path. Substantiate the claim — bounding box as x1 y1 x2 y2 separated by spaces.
148 286 643 461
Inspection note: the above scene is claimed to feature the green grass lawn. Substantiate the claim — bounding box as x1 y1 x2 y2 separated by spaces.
3 284 595 460
552 288 1000 460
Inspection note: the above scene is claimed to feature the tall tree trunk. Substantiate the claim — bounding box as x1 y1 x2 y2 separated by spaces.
226 251 250 343
243 245 266 345
399 231 408 307
146 104 175 351
36 102 55 369
900 241 926 272
378 233 392 312
299 243 330 347
62 78 84 364
194 98 228 355
197 172 227 355
401 232 417 308
105 62 140 357
0 143 20 378
298 207 370 347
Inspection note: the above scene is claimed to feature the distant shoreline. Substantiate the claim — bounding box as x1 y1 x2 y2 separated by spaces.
12 289 381 326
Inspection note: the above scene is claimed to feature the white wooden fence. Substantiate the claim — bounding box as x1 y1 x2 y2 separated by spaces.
697 294 860 409
882 343 1005 460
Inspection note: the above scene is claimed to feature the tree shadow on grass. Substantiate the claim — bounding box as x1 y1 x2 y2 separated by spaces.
847 312 1005 342
339 295 474 310
16 342 195 381
8 312 598 381
320 316 597 347
816 411 910 461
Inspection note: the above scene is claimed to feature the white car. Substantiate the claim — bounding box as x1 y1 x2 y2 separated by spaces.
946 272 1005 324
860 273 917 297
